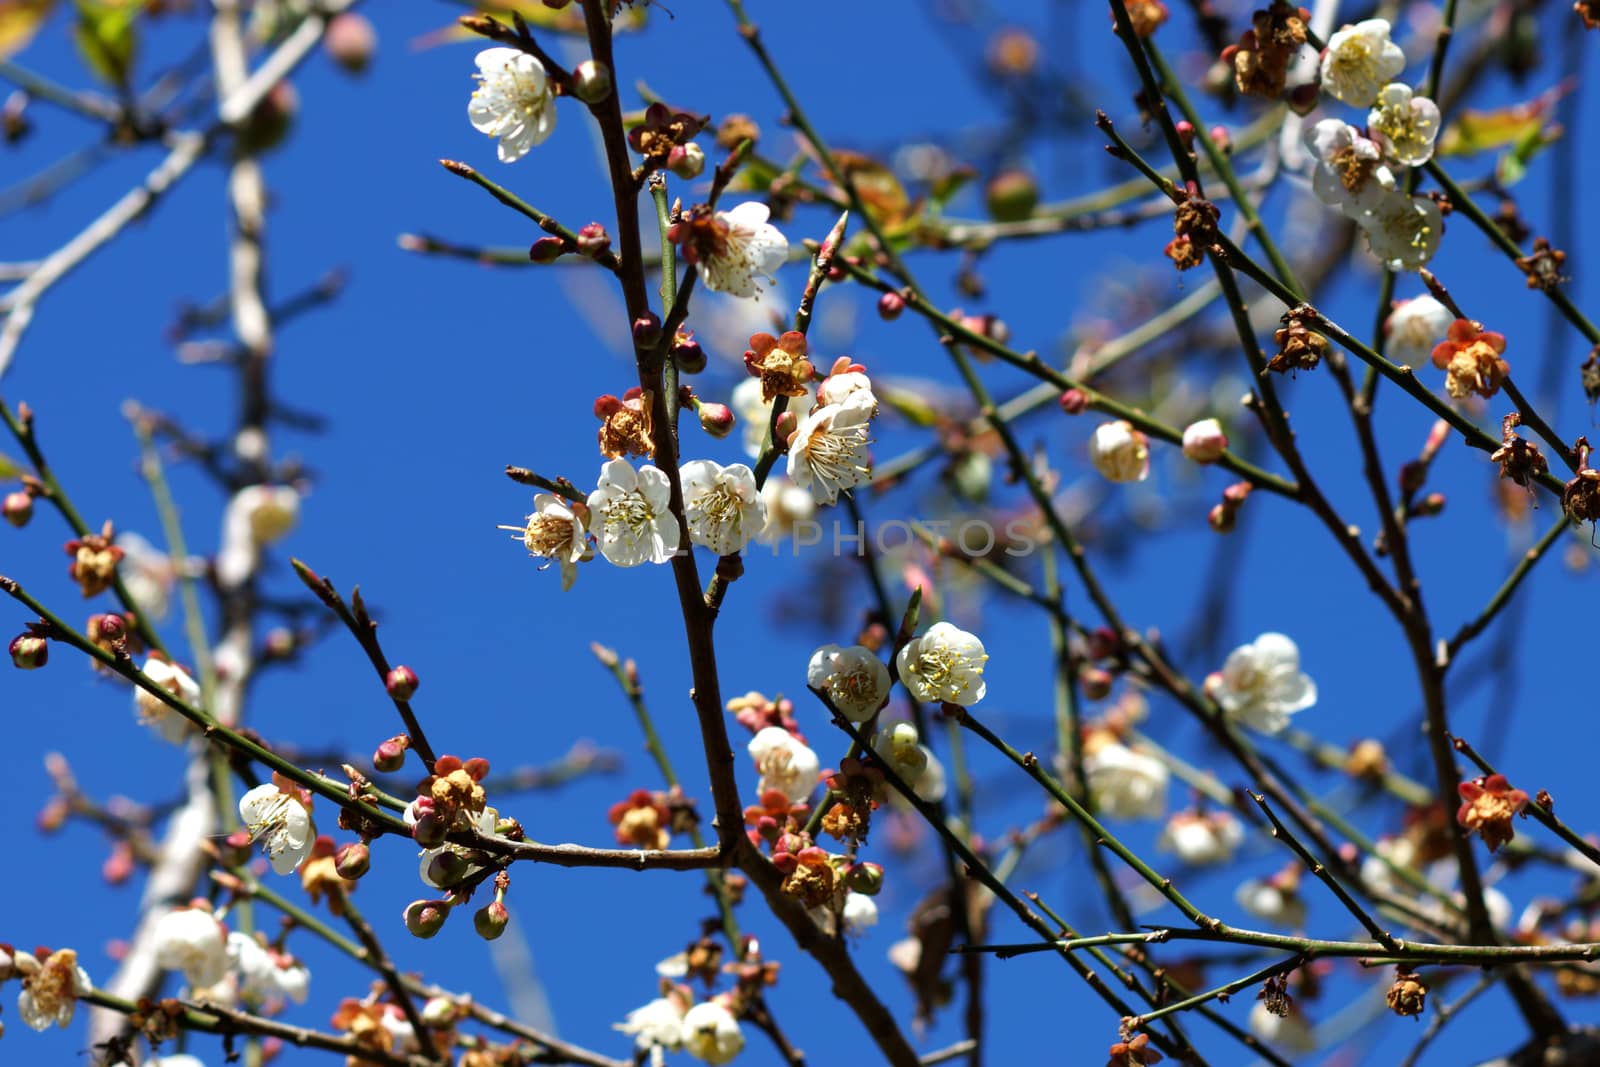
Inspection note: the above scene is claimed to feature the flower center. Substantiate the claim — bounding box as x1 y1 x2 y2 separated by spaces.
524 514 574 557
1330 144 1375 193
604 492 656 539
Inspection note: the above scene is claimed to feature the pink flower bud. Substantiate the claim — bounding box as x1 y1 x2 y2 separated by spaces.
1079 665 1113 700
103 841 134 886
1209 125 1232 153
774 410 798 440
1222 481 1252 505
425 849 471 888
412 812 447 850
877 292 905 320
403 899 450 939
571 59 612 104
1175 120 1195 147
219 828 254 868
373 735 409 773
10 633 46 669
1059 388 1089 415
1208 502 1237 533
576 222 611 259
323 13 376 75
1181 418 1228 463
2 490 32 528
667 142 706 180
1414 492 1446 517
334 842 370 880
528 237 565 263
633 313 662 349
474 901 510 940
673 333 707 374
385 665 419 700
697 401 736 439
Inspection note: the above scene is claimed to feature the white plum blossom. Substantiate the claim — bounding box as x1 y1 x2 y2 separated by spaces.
787 393 874 505
896 621 987 706
748 727 821 804
1369 83 1441 167
872 723 948 804
1249 1003 1316 1054
816 367 876 410
680 460 766 556
1083 740 1169 820
14 948 92 1031
217 484 300 587
681 999 745 1065
1157 810 1245 865
807 643 890 723
135 657 202 745
587 460 680 567
615 997 686 1066
468 47 556 163
841 892 879 936
731 378 813 459
1385 295 1455 366
152 905 229 988
1181 418 1229 464
1304 119 1395 218
1088 420 1150 483
1360 190 1443 272
1319 20 1405 107
501 493 588 590
692 202 788 299
238 778 316 875
1212 632 1317 735
229 931 309 1004
1236 875 1307 928
115 532 176 620
757 475 817 544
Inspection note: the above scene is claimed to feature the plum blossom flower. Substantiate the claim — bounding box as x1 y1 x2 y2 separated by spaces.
732 378 812 459
1360 191 1443 271
15 947 92 1031
115 531 176 620
682 998 744 1065
153 904 229 988
239 776 316 875
1249 1001 1316 1053
841 891 879 936
1385 296 1454 366
1304 119 1394 218
500 493 588 590
1089 420 1150 483
788 393 874 505
1457 774 1529 852
1319 20 1405 107
1181 418 1228 464
1157 810 1245 865
1368 83 1441 166
1212 632 1317 735
1082 738 1169 820
468 47 555 163
587 460 680 567
680 460 766 556
1430 319 1509 399
217 484 300 587
748 727 820 804
872 722 948 803
757 476 816 543
674 202 788 299
616 996 687 1066
896 621 987 706
134 656 203 744
1236 869 1307 928
229 931 309 1004
807 643 890 723
816 361 876 410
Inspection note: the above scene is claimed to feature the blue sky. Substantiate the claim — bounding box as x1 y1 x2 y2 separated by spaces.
2 2 1598 1064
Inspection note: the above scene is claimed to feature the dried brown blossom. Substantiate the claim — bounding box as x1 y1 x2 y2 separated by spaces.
1515 237 1568 291
1456 773 1529 853
1430 319 1509 399
1490 413 1549 488
595 389 654 460
744 331 816 403
627 101 707 166
1105 1031 1163 1066
1124 1 1169 37
1386 971 1428 1017
65 520 124 598
1257 973 1293 1017
1269 308 1329 373
1221 4 1308 98
1578 0 1600 30
608 788 672 850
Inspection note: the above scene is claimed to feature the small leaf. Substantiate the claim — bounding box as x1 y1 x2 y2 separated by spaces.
1437 83 1571 157
72 0 137 89
1494 123 1560 189
0 451 23 481
0 0 56 59
412 1 646 50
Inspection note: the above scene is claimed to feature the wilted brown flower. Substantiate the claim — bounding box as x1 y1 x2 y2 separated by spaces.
1456 773 1529 853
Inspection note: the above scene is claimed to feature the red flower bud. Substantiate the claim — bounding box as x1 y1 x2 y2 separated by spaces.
402 899 450 939
474 901 510 940
10 633 47 669
385 665 419 700
2 490 32 528
334 842 371 880
697 401 736 439
877 292 905 320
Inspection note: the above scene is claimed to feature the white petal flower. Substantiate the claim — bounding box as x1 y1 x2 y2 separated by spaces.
135 658 202 745
15 948 92 1031
229 932 309 1005
616 997 686 1063
748 727 820 804
1083 741 1169 820
841 892 879 936
787 394 874 505
153 906 229 988
230 485 300 546
757 476 817 544
807 644 891 723
816 369 876 410
1088 420 1150 483
1319 19 1405 107
680 460 766 556
1368 83 1441 167
504 492 588 590
1214 632 1316 735
1360 191 1443 271
694 202 788 299
1236 877 1307 928
1385 295 1455 366
115 532 175 621
150 1057 210 1067
1304 119 1395 218
1157 810 1245 865
895 621 987 706
681 999 745 1065
1249 1002 1316 1053
238 779 315 875
468 47 556 163
587 459 681 567
872 722 948 803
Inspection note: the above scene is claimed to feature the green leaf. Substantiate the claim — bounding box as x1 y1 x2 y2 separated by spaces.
72 0 137 89
0 451 22 481
1494 123 1560 189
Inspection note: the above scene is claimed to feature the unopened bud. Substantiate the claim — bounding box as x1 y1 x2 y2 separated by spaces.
1287 83 1321 117
1181 417 1228 463
633 313 662 349
1397 460 1427 497
1059 388 1090 415
425 849 471 888
667 142 705 180
1208 502 1237 533
1222 481 1252 505
323 12 376 75
219 828 254 868
1209 125 1231 153
412 812 447 850
1174 120 1194 147
844 861 884 895
673 333 707 374
402 899 450 939
474 901 510 940
571 59 612 104
385 665 419 700
774 410 798 440
697 401 736 439
529 236 566 263
1414 492 1446 517
334 842 371 880
103 841 135 885
984 169 1039 223
421 996 459 1027
576 222 611 258
1078 665 1113 700
877 292 905 320
10 633 46 669
2 490 32 528
373 735 410 773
